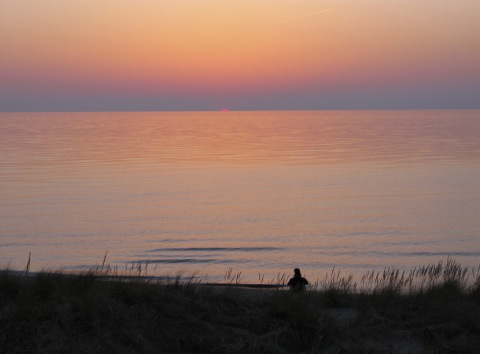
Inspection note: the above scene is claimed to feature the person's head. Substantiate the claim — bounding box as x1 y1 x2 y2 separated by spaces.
294 268 301 276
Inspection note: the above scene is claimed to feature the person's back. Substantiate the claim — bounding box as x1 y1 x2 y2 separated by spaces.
287 268 308 292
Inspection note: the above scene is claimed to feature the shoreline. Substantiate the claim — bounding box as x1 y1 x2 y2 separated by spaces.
8 256 480 293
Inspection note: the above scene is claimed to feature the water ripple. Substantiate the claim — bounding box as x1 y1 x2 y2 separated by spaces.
149 247 282 253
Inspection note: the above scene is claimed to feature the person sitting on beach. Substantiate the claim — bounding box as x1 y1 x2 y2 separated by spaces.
287 268 309 292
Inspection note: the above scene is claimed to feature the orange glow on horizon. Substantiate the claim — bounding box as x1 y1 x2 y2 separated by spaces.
1 1 479 109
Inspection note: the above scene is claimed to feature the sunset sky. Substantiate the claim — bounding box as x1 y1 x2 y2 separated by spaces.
1 0 479 111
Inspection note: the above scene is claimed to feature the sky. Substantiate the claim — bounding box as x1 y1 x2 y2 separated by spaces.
1 0 479 111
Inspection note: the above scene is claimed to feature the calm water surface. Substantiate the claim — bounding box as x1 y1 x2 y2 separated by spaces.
1 110 479 282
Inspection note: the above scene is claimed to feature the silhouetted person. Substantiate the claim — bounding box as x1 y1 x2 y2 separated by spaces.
287 268 309 292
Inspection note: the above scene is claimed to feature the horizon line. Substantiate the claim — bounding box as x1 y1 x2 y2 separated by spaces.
1 107 479 114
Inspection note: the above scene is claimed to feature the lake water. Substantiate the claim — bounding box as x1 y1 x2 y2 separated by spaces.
1 110 479 283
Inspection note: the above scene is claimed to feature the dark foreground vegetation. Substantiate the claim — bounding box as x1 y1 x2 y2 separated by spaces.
1 259 480 353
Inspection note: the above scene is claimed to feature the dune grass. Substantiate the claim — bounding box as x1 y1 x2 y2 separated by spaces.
1 259 479 353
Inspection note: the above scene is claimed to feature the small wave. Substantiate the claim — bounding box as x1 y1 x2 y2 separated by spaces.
148 259 216 264
149 247 282 253
0 243 24 247
316 250 480 257
400 251 480 257
146 258 249 264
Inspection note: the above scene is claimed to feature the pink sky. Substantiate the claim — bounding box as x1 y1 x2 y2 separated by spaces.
1 0 479 111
